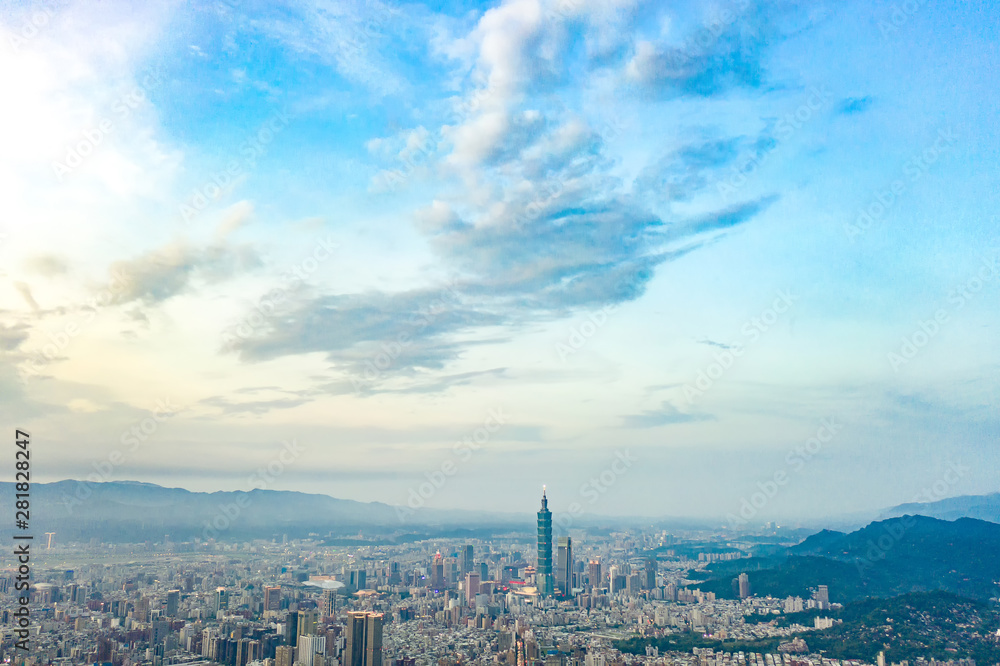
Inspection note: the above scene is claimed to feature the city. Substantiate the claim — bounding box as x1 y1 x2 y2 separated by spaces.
2 486 998 666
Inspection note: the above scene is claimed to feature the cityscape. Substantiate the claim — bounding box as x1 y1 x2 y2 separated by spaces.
3 484 1000 666
1 1 999 666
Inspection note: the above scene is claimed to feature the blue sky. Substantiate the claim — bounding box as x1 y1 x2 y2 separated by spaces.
1 0 998 524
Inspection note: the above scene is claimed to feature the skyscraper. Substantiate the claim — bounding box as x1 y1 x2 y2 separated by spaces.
465 572 481 603
321 588 337 618
555 536 572 597
460 544 474 574
344 611 383 666
644 557 657 589
165 589 180 617
536 487 554 597
588 560 602 589
738 573 751 599
264 585 282 612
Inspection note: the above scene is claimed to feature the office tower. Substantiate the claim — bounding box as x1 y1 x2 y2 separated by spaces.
321 588 337 618
275 646 294 666
165 589 180 617
588 560 601 589
151 620 169 646
465 573 481 603
816 584 830 604
213 587 227 613
298 634 326 660
626 573 641 596
133 596 150 622
555 536 572 597
365 612 384 666
644 557 657 589
536 488 554 597
264 585 282 612
738 573 750 599
283 611 299 645
297 609 318 644
344 611 383 666
608 565 619 594
348 569 367 591
460 544 474 574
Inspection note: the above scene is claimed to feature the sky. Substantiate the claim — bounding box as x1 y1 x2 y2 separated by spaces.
1 0 998 526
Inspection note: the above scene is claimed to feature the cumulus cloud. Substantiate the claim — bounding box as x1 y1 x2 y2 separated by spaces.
110 240 260 306
224 0 785 394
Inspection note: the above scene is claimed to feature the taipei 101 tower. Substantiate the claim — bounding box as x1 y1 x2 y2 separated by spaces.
536 487 554 597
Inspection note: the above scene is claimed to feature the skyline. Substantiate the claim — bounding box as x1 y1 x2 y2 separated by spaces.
1 0 999 522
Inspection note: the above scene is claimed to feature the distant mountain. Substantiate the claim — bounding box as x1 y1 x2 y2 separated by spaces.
690 515 1000 602
0 480 525 543
882 492 1000 523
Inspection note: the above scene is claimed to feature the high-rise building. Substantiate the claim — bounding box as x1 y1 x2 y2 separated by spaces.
816 584 830 604
365 612 383 666
297 609 318 645
283 611 298 646
536 488 554 597
275 645 294 666
555 536 573 597
151 620 169 646
465 573 481 603
644 557 657 589
264 586 282 612
298 635 326 661
460 544 474 574
738 573 751 599
165 589 180 617
588 560 601 589
608 565 620 595
344 611 383 666
213 588 227 614
321 588 337 619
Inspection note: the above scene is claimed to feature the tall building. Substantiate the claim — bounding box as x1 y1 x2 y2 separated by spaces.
264 586 282 612
536 487 554 597
298 635 326 660
465 572 481 603
555 536 573 597
344 611 383 666
460 544 474 574
588 560 601 589
165 589 180 617
644 557 657 589
816 584 830 604
321 588 337 619
275 645 294 666
297 609 318 644
738 573 751 599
